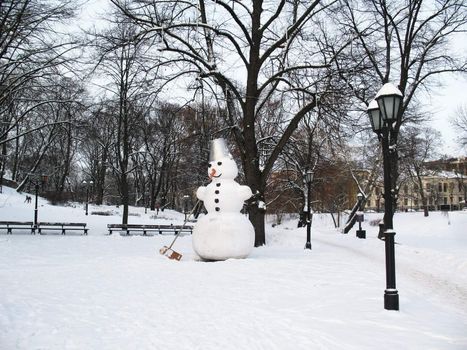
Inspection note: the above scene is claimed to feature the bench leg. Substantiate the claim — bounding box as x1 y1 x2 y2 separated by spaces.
7 227 12 234
84 229 88 235
62 228 66 235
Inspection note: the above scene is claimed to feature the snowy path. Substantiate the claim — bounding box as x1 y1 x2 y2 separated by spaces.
315 232 467 313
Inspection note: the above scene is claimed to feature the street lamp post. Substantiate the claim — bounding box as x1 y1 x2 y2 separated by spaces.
183 195 190 221
305 169 314 250
367 82 403 311
28 173 48 228
82 180 94 216
356 193 366 239
34 183 39 226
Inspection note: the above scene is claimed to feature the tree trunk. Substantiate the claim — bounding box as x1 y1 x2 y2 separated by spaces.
249 199 266 247
121 172 129 225
422 197 429 217
343 197 365 233
416 175 429 217
94 147 107 205
0 141 6 191
12 128 20 180
58 123 73 193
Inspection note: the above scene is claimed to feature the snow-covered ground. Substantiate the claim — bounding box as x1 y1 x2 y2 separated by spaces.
0 186 466 350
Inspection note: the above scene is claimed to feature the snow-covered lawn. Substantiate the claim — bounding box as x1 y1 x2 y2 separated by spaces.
1 186 466 349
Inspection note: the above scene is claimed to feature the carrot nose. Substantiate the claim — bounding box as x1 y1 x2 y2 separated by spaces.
209 168 216 178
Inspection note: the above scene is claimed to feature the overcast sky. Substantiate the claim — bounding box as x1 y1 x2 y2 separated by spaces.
78 0 466 158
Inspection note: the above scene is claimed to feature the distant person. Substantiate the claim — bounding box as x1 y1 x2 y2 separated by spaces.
155 203 160 215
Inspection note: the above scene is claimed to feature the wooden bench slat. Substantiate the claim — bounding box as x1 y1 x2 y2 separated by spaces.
107 223 193 235
0 222 35 234
1 221 87 235
0 221 34 225
37 222 88 235
38 222 86 226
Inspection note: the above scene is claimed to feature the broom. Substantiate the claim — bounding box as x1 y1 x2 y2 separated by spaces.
159 200 201 261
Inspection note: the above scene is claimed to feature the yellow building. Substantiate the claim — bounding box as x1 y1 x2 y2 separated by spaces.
366 172 466 212
401 173 466 211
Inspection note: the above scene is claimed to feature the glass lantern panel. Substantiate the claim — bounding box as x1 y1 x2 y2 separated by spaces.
377 95 400 122
369 108 382 131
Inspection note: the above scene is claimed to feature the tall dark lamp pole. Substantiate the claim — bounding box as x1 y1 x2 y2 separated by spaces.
367 83 403 311
183 195 190 221
34 183 39 226
29 173 48 229
356 192 366 239
83 180 94 216
304 169 314 250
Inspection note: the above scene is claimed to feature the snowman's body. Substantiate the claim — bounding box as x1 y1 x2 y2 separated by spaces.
192 150 255 261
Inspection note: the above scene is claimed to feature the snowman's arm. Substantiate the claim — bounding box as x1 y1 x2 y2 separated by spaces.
239 185 253 202
196 186 207 201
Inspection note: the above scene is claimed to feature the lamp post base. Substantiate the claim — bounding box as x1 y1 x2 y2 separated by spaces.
304 242 312 250
356 229 366 239
384 289 399 310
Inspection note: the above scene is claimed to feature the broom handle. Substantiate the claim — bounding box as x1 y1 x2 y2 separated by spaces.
166 199 201 250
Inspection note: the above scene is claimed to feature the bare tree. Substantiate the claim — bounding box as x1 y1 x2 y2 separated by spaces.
110 0 348 246
91 17 158 224
452 104 467 147
0 0 80 190
333 0 467 232
399 126 442 216
139 102 187 211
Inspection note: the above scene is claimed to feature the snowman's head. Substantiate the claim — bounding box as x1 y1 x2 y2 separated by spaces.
208 156 238 180
207 138 238 180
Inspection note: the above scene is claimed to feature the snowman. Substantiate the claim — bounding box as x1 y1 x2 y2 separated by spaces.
192 138 255 261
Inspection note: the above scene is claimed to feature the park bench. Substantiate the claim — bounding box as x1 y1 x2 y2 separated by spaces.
0 221 34 234
107 223 193 236
36 222 88 235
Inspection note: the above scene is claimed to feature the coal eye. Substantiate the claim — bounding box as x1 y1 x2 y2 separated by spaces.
208 163 212 168
217 162 222 166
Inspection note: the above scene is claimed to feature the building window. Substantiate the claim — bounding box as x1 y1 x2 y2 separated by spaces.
414 199 418 206
404 198 408 206
443 183 448 192
438 183 442 192
404 185 408 194
444 197 448 205
459 183 463 192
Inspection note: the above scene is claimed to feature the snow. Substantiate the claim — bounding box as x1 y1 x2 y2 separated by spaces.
193 213 254 260
1 186 467 349
367 99 379 110
375 83 403 98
